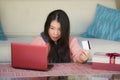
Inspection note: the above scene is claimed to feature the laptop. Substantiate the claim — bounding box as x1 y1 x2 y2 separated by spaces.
11 42 53 71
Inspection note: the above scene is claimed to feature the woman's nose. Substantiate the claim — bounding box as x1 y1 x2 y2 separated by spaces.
54 30 58 35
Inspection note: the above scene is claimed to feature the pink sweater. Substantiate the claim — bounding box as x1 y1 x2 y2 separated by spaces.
31 36 84 63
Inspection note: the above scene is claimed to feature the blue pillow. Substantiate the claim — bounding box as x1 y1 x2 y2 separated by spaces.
82 4 120 41
0 22 7 40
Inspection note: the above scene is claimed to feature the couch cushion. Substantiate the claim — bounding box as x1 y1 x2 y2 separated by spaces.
77 37 120 62
82 4 120 41
0 37 34 63
0 22 7 40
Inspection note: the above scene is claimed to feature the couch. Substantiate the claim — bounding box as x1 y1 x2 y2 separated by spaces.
0 0 119 63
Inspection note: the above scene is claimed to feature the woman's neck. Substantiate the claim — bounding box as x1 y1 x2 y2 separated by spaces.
55 41 57 45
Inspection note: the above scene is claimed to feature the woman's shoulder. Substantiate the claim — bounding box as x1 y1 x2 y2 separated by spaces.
31 32 49 45
31 36 46 45
33 36 43 41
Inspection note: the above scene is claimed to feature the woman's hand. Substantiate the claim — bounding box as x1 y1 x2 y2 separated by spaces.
79 50 89 63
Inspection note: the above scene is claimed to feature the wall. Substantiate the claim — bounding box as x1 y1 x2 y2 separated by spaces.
0 0 116 37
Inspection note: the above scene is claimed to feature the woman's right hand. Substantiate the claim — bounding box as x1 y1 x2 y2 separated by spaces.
79 50 89 63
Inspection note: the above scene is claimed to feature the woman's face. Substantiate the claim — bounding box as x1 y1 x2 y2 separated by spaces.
48 20 61 43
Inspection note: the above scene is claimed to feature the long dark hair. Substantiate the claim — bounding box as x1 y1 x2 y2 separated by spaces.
44 9 71 63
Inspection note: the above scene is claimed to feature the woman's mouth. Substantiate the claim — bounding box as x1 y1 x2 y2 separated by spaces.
52 37 59 41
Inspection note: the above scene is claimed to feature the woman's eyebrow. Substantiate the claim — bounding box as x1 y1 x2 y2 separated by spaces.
50 25 55 28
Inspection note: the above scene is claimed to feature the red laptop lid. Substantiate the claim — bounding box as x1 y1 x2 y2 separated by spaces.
11 42 48 70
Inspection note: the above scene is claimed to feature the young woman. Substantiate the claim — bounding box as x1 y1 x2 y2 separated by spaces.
31 9 89 63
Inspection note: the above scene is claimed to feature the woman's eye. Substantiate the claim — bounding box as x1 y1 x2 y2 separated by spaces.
50 27 54 29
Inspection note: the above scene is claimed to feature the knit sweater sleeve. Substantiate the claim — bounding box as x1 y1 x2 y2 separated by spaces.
69 37 84 63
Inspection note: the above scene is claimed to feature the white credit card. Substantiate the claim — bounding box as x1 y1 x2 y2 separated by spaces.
82 40 91 50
